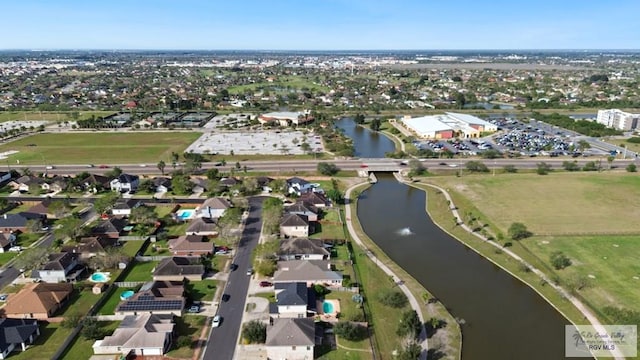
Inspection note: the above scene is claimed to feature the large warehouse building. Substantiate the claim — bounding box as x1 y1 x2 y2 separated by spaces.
400 112 497 139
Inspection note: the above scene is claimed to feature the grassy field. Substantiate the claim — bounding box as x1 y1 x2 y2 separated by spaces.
0 132 200 164
603 137 640 154
429 172 640 235
166 315 207 359
0 111 115 123
525 235 640 312
60 321 120 360
121 261 157 282
187 279 217 301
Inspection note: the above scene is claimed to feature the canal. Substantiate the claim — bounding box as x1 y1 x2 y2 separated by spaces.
336 117 585 359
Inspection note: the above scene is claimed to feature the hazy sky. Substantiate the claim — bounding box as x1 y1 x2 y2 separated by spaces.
3 0 639 50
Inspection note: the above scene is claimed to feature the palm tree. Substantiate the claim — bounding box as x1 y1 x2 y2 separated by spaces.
157 160 166 175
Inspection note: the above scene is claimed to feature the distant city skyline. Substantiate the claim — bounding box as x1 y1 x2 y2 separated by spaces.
4 0 640 50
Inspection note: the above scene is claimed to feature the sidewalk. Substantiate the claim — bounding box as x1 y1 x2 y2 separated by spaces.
344 183 428 360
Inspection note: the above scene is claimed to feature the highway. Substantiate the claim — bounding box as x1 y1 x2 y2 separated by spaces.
29 156 640 176
202 196 265 360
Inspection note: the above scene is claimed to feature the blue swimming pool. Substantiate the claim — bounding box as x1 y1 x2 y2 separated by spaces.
322 300 334 314
120 290 135 300
176 209 196 220
90 272 109 283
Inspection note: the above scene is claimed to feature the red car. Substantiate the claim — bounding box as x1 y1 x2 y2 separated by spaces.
259 281 273 287
360 164 368 168
99 164 109 169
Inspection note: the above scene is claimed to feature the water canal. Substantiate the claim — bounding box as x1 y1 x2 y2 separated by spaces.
337 118 584 359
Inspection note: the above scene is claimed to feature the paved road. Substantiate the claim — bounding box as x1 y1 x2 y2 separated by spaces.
202 196 266 360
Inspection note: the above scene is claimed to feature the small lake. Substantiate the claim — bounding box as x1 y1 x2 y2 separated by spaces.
334 117 396 158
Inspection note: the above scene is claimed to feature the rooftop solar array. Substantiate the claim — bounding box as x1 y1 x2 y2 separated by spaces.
117 294 184 312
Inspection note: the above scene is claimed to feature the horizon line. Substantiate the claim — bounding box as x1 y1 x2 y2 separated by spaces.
2 48 640 52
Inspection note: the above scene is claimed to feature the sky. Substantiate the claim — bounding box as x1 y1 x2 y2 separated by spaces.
3 0 640 50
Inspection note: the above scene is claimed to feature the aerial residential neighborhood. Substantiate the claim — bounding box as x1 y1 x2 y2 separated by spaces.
0 1 639 360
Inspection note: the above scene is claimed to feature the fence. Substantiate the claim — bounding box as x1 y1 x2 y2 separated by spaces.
135 255 170 262
113 281 146 288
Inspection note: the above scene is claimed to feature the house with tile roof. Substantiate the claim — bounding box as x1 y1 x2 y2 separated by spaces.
266 318 316 360
280 213 310 238
1 283 73 319
273 260 342 288
0 318 40 358
153 257 205 282
93 313 174 356
168 235 214 256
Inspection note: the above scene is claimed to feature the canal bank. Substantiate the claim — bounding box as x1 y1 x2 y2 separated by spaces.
408 177 625 359
345 182 462 360
356 173 590 359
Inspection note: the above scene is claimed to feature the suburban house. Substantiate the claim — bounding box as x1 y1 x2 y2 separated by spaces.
280 213 310 238
0 318 40 359
0 233 16 253
152 177 172 193
111 199 143 216
298 192 330 208
285 202 319 222
218 177 240 188
0 214 29 234
32 252 84 283
196 197 231 219
110 173 140 193
41 176 68 193
116 281 185 316
266 318 316 360
91 218 128 238
189 178 210 193
9 176 44 193
269 282 315 319
185 218 218 236
168 235 214 256
256 176 274 192
153 257 205 282
80 174 111 193
92 313 174 357
273 260 343 287
26 199 66 219
278 238 330 261
62 236 118 258
286 177 314 196
1 283 73 319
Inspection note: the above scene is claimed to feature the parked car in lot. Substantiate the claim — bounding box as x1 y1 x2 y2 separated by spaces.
212 315 222 327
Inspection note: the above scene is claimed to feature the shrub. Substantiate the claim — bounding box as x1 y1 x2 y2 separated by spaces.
396 310 421 339
334 321 368 341
242 320 267 344
508 222 532 240
626 164 637 172
175 335 192 348
377 289 408 308
550 251 572 270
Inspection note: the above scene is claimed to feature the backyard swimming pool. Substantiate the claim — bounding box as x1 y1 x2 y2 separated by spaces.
176 209 196 220
89 272 110 283
120 290 135 300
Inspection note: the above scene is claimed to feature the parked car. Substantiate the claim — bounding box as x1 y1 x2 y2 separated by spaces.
259 281 273 287
221 294 230 302
0 294 7 301
230 263 238 271
187 305 200 313
212 315 222 327
8 246 22 252
246 267 254 276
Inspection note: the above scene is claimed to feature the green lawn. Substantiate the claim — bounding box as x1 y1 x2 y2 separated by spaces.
525 235 640 312
187 279 218 302
430 172 640 235
0 252 17 267
0 111 115 123
0 132 201 164
165 222 189 236
311 208 346 240
145 239 169 255
253 292 275 303
121 240 144 257
166 315 207 359
121 261 157 282
60 321 120 360
60 287 104 317
10 323 71 360
316 344 373 360
96 286 138 315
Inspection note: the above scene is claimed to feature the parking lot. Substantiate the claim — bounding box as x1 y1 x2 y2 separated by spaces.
184 129 324 155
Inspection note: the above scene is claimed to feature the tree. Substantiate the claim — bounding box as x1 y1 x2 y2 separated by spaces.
397 341 422 360
481 149 502 159
138 179 156 194
465 161 489 173
550 251 572 270
242 320 266 344
408 159 426 177
326 188 344 204
171 174 194 195
354 113 366 125
455 92 466 109
15 247 50 271
81 317 104 340
536 162 552 175
317 162 340 176
626 163 637 172
377 289 408 308
206 168 220 180
577 140 591 152
93 192 120 215
370 119 381 131
396 310 421 339
157 160 166 175
87 247 128 270
104 166 122 178
582 161 598 171
508 222 532 240
607 156 615 170
562 161 580 172
56 216 85 239
130 205 157 225
503 165 518 173
334 321 368 341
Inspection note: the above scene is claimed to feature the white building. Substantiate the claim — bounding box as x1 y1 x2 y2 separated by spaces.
400 112 497 139
596 109 639 131
258 111 313 126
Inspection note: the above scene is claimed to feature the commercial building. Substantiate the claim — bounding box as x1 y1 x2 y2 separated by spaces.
258 111 313 126
596 109 639 131
400 112 497 139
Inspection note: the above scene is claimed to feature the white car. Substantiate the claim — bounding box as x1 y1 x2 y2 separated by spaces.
212 315 222 328
8 246 22 252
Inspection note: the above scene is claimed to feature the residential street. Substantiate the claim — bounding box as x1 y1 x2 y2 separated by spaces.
201 196 266 360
